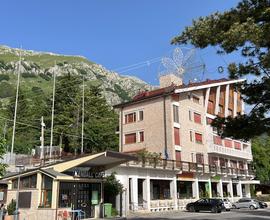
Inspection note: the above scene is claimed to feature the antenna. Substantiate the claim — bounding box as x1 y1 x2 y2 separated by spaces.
49 62 56 159
81 76 85 153
10 48 22 162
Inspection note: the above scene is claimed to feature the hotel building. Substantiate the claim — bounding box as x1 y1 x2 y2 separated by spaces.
110 74 259 213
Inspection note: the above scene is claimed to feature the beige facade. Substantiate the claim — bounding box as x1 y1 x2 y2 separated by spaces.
117 77 252 168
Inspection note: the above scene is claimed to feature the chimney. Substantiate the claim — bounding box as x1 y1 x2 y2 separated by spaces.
159 74 183 88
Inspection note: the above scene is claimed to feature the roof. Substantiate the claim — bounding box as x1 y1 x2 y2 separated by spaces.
1 150 136 180
114 78 245 108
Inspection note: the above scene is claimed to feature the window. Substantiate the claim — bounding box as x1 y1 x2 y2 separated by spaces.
173 105 179 123
234 141 241 150
12 175 37 189
189 131 193 142
219 105 224 114
40 175 53 208
139 131 144 142
195 133 203 144
196 153 204 164
224 139 232 148
207 100 214 113
209 156 218 166
228 109 233 116
192 95 200 104
125 133 136 144
175 150 181 167
213 135 222 145
230 160 237 168
138 111 144 121
194 113 201 124
206 117 213 125
124 112 136 124
219 158 226 167
174 127 180 146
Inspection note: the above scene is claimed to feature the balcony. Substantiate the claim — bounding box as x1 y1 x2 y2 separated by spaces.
208 144 252 160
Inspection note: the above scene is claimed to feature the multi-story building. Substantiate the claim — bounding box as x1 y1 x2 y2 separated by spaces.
110 74 259 214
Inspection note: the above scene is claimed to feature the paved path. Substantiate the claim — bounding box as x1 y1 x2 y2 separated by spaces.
127 208 270 220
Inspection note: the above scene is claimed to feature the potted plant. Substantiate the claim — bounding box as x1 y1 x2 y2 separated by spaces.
5 199 16 220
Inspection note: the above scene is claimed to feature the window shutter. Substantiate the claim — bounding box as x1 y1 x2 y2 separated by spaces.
174 127 180 146
125 133 136 144
195 133 202 143
194 113 201 124
213 135 222 145
234 141 241 150
224 139 232 148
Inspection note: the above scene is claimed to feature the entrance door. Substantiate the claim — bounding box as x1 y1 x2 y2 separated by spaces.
75 183 93 218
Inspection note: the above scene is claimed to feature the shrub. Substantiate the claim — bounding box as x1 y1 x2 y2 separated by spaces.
0 82 15 98
21 72 36 78
7 199 16 215
0 75 9 82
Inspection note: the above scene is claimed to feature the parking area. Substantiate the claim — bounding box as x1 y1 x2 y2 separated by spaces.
128 208 270 220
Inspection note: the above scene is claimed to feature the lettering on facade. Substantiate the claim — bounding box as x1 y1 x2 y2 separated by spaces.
68 167 105 179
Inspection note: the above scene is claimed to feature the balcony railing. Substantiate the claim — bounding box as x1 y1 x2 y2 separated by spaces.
124 158 255 177
208 144 252 160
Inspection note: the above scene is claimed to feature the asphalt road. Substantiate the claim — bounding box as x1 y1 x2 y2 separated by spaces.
127 208 270 220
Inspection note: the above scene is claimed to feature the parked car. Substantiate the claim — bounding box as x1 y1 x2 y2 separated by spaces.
254 199 268 208
186 198 224 213
222 198 232 211
232 198 259 210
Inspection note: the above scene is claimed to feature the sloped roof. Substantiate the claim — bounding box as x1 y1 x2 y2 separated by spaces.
114 78 244 108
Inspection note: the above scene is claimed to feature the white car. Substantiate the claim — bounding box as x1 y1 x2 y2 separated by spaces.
222 198 232 211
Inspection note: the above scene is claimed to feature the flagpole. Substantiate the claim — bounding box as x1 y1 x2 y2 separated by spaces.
49 64 56 159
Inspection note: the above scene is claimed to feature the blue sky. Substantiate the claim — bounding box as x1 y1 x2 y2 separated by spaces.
0 0 241 85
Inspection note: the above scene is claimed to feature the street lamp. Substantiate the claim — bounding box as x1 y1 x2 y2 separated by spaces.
14 164 25 220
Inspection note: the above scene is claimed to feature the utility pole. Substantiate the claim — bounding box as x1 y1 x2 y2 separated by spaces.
81 76 85 154
49 66 56 159
40 116 45 164
11 52 22 162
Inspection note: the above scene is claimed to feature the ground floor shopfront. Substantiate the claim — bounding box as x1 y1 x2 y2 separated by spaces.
0 151 134 220
108 165 260 215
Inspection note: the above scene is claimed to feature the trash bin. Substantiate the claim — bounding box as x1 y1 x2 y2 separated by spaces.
103 203 112 218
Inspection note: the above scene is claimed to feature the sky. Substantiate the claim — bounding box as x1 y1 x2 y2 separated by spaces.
0 0 241 85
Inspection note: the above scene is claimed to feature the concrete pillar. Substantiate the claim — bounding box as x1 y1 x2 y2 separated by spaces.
130 177 138 211
228 180 233 200
208 179 212 198
51 179 58 209
233 91 238 117
245 184 251 198
215 86 221 115
218 179 223 198
237 181 243 198
170 177 178 209
193 178 199 199
224 84 230 117
204 88 210 113
143 177 151 211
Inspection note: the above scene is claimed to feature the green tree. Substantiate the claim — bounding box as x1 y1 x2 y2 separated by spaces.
0 137 7 176
251 135 270 182
172 0 270 140
83 84 118 153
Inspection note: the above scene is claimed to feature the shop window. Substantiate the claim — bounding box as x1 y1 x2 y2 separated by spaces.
224 139 232 148
139 131 144 142
196 153 204 165
174 127 180 146
124 112 136 124
219 158 226 167
195 132 203 144
173 105 179 123
209 156 218 166
177 181 193 199
125 133 136 144
138 110 144 121
230 160 237 168
213 135 222 145
40 175 53 208
18 192 31 208
194 113 201 124
150 180 171 200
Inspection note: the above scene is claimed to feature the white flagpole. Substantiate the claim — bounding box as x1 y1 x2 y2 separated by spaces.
49 64 56 159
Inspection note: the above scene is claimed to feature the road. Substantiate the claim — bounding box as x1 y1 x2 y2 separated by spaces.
127 208 270 220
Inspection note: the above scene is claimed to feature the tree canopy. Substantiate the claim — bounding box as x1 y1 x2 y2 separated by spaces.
172 0 270 140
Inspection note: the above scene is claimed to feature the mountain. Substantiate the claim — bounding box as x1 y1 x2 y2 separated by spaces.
0 45 153 106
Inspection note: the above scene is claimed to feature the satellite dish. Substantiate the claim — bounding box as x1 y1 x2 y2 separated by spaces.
158 47 206 84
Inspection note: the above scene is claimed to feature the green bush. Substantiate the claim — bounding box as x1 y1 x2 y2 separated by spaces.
21 72 37 78
7 199 16 215
0 74 10 82
0 82 15 98
111 207 118 217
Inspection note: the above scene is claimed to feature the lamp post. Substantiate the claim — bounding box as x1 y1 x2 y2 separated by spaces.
15 165 25 220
